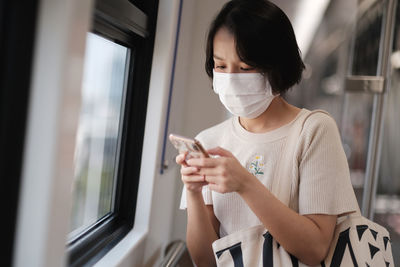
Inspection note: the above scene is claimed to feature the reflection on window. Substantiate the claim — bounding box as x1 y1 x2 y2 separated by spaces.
341 93 373 206
69 33 128 240
341 1 385 208
374 4 400 263
351 1 384 76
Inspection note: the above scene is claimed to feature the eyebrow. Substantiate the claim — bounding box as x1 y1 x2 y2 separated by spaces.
213 54 224 60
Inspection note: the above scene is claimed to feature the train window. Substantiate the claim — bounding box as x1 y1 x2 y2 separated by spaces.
66 0 158 265
351 1 385 76
69 32 129 240
375 1 400 263
341 0 387 208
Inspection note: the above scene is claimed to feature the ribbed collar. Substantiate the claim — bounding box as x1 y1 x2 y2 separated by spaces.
231 108 308 143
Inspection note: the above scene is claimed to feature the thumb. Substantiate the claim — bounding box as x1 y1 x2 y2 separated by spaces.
207 146 233 157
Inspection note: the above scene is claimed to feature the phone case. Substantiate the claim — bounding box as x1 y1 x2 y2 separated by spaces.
169 134 209 157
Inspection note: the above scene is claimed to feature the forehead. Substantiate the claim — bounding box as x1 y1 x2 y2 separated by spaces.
213 27 240 61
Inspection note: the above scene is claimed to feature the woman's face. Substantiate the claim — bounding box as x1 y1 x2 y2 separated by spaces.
213 27 258 74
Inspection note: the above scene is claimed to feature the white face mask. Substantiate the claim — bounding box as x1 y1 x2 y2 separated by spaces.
212 70 278 119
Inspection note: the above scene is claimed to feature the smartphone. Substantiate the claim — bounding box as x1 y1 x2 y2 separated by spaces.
169 133 209 158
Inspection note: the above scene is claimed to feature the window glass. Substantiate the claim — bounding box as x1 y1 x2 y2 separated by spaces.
374 3 400 264
351 2 384 76
69 33 129 240
340 92 373 206
341 1 385 208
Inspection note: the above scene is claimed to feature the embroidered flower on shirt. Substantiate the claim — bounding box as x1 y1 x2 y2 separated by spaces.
247 155 265 176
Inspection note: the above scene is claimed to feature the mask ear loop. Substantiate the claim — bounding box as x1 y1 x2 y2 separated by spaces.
263 73 278 97
261 73 280 98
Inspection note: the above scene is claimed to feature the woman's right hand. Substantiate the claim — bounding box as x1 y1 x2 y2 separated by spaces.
176 152 208 193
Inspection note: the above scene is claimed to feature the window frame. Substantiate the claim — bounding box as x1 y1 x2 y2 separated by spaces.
67 0 159 265
0 1 40 266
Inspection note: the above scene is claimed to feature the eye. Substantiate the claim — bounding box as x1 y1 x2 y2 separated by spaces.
215 65 226 69
240 67 255 71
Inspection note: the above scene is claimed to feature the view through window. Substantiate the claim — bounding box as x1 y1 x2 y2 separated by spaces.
69 33 129 240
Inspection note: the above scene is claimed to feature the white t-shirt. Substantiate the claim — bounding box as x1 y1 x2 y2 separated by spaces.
180 108 358 237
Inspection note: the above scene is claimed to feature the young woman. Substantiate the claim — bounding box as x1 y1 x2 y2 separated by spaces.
176 0 358 266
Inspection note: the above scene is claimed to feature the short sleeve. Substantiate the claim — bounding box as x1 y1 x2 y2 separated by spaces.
298 113 358 216
179 184 213 210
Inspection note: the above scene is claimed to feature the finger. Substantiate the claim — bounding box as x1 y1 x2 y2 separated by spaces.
203 174 218 184
180 166 199 175
186 157 217 168
207 146 233 157
182 174 207 183
176 151 188 166
176 154 184 164
196 168 221 177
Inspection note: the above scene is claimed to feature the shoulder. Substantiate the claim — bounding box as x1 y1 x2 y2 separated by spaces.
195 118 232 148
297 110 343 154
301 110 340 139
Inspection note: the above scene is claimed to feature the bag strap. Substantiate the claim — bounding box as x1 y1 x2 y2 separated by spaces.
271 109 331 206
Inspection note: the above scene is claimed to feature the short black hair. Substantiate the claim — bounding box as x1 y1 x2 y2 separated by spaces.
205 0 305 94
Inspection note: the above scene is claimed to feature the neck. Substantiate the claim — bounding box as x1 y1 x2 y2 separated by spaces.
239 97 301 133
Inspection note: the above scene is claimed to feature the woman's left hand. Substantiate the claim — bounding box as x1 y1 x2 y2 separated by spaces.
186 146 253 194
